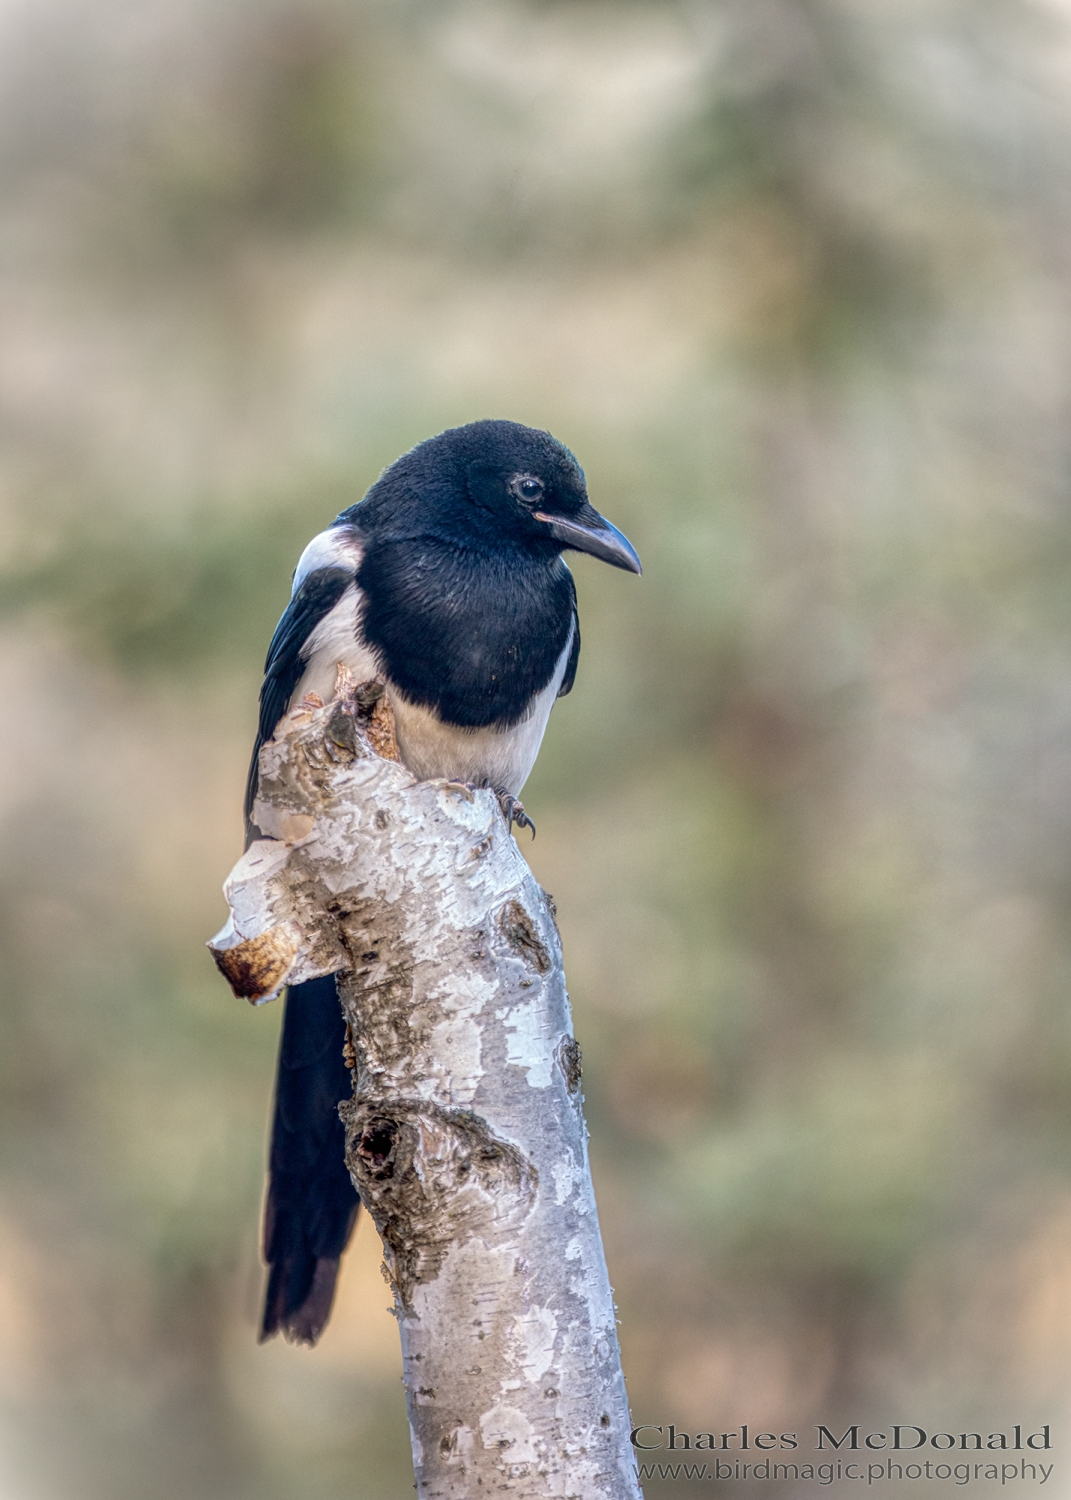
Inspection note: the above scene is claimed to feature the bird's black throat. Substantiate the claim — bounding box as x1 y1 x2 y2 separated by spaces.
357 536 576 729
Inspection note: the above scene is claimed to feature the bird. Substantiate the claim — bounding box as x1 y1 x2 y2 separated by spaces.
247 418 641 1344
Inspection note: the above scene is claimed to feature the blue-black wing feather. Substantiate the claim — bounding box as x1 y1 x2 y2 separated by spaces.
244 567 354 835
557 573 581 698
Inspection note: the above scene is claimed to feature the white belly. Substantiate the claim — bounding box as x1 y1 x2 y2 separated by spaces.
390 657 565 795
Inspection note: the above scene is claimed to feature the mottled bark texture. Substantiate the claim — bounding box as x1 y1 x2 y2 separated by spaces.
209 672 641 1500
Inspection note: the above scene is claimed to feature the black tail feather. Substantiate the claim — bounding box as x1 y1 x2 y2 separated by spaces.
260 975 360 1345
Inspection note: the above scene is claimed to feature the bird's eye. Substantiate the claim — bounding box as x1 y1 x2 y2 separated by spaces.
509 474 545 505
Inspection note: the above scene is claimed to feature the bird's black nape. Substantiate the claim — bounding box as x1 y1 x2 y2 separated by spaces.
335 419 591 550
340 417 640 572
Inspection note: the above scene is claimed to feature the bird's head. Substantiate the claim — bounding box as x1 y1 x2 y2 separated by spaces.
346 419 642 575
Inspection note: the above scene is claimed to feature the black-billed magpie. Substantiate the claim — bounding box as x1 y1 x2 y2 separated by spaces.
248 419 640 1344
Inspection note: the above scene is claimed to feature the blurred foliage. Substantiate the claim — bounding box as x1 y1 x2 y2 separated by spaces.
1 484 343 675
2 0 1071 1497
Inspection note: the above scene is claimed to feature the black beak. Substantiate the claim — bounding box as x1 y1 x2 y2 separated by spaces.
534 503 642 575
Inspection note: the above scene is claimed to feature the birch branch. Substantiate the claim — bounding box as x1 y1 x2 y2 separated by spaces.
208 671 642 1500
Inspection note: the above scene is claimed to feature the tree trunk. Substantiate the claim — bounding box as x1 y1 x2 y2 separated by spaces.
209 674 642 1500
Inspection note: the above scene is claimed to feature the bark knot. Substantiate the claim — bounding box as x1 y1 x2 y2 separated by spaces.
498 899 551 974
341 1098 537 1312
323 675 402 765
557 1035 583 1094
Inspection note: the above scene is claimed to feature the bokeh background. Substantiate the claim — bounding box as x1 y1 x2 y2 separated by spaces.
2 0 1071 1495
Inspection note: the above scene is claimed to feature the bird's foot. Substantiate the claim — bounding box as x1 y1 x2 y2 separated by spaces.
495 789 535 839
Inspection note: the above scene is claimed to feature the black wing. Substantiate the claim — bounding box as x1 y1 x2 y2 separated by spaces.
556 569 581 698
244 567 354 836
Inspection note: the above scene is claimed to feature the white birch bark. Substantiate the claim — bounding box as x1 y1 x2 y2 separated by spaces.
209 675 642 1500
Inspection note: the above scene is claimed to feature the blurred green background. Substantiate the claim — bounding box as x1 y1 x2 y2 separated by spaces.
2 0 1071 1495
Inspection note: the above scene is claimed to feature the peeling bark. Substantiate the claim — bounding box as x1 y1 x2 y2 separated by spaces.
209 672 641 1499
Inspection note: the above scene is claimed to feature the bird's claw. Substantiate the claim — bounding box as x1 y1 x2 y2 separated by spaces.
495 790 535 839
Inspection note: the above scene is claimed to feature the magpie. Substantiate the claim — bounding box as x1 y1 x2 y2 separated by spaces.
248 419 641 1343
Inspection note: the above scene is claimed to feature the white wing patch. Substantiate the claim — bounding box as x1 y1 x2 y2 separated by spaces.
288 528 377 708
290 585 379 708
292 526 363 595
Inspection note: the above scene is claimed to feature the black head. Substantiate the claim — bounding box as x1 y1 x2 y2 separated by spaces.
337 419 641 574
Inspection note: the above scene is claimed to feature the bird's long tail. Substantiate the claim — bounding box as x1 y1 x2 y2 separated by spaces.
260 975 360 1344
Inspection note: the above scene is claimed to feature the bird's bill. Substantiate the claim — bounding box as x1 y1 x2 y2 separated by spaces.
533 505 642 574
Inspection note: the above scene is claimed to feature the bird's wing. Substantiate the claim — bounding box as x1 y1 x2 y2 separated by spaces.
556 566 581 698
245 564 356 836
